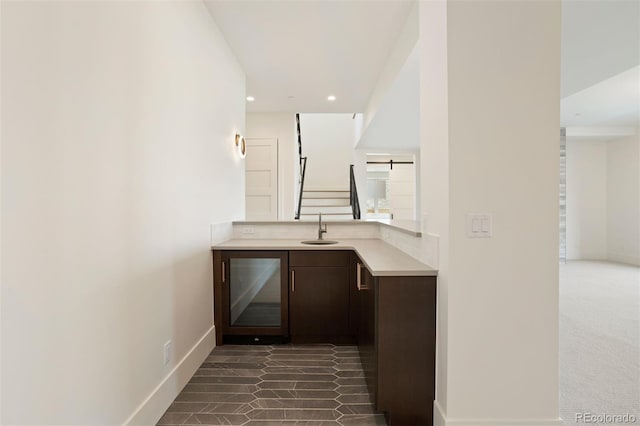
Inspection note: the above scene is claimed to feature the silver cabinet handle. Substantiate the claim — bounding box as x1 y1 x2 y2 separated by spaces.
221 261 226 283
291 269 295 292
357 262 362 291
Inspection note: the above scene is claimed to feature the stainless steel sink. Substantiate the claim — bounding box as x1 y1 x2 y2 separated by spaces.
301 240 339 245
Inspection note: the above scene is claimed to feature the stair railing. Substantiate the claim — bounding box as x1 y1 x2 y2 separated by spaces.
296 113 303 168
295 156 307 220
349 165 361 220
295 114 307 220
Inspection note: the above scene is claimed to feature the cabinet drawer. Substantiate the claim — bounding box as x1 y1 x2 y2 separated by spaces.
289 250 350 267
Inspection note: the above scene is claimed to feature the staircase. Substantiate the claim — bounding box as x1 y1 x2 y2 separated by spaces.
298 190 353 220
294 113 361 221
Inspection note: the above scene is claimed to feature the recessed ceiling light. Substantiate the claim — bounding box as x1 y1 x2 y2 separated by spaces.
246 96 255 102
327 95 336 102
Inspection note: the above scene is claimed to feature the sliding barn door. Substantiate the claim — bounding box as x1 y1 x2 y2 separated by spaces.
389 164 415 220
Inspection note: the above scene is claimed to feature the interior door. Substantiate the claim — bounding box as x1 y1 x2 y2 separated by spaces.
245 138 278 220
389 163 416 220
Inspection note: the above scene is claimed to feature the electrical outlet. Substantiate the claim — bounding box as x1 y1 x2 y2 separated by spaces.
163 340 172 365
242 226 255 235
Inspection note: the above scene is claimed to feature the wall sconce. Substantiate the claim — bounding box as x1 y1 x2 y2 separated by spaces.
235 133 246 159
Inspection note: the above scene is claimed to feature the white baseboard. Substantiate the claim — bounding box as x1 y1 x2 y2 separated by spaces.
123 325 216 426
434 400 563 426
608 252 640 266
434 400 447 426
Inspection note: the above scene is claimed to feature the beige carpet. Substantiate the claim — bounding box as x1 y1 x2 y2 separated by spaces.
560 261 640 424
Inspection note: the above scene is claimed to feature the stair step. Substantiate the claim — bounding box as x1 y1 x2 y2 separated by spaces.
299 218 355 222
300 205 352 210
302 204 350 207
301 211 352 215
303 190 350 199
302 198 353 207
300 205 352 211
300 212 353 216
302 196 350 199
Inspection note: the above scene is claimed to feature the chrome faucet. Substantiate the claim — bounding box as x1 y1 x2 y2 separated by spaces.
318 213 327 240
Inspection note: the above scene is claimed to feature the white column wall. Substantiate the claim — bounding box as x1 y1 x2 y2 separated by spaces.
421 0 561 423
607 133 640 266
1 2 245 423
419 0 451 414
565 139 608 260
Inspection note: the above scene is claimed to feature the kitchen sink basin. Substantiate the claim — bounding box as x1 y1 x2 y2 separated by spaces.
301 240 339 245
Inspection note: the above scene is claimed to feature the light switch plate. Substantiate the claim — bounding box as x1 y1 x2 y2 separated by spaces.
467 214 492 238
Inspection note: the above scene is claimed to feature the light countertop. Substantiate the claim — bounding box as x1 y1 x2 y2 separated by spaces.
212 239 437 277
232 219 422 237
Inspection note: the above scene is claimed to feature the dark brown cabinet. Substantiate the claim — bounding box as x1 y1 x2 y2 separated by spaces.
376 275 436 425
353 255 437 426
289 250 351 343
354 257 377 400
212 248 436 425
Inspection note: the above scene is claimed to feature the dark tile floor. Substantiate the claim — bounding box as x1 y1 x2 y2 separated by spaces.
158 344 387 426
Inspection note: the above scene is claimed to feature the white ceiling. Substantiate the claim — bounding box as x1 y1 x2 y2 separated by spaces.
204 1 638 136
561 0 639 98
561 66 639 128
204 0 414 113
560 0 639 134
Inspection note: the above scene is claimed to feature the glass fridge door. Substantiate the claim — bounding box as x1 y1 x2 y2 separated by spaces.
229 257 282 328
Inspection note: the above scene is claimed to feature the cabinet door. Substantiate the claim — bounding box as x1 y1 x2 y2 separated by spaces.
356 261 375 346
219 251 289 343
348 253 360 337
377 276 436 425
289 266 349 340
213 250 223 345
356 262 377 404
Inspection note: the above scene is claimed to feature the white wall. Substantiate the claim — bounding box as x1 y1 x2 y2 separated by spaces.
563 133 640 266
566 139 608 260
363 1 418 131
0 3 3 419
421 1 561 424
300 114 355 191
1 2 245 424
357 43 420 152
355 2 420 221
419 0 451 414
607 134 640 265
246 113 297 220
